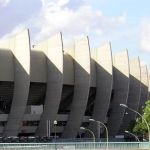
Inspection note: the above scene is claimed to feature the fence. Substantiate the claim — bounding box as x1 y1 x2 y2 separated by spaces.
0 142 149 150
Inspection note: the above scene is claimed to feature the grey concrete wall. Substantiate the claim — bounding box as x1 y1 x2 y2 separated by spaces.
89 43 113 138
119 58 141 133
36 33 63 136
62 37 91 138
0 49 14 81
107 50 130 137
3 29 30 136
138 66 149 113
30 50 47 83
63 54 74 85
90 50 96 87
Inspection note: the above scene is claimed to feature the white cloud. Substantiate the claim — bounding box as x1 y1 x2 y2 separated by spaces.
33 0 127 43
57 0 70 7
140 19 150 52
0 0 10 7
1 24 26 40
140 60 146 67
1 0 127 45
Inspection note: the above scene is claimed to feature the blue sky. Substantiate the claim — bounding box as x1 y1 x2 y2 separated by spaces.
0 0 150 71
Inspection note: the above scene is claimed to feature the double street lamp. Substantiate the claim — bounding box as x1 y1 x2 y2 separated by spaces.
125 130 140 142
120 104 150 147
80 127 95 143
89 119 108 150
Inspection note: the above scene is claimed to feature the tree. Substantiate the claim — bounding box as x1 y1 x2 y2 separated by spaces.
133 100 150 135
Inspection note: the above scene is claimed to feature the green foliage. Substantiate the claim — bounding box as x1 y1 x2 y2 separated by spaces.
133 100 150 134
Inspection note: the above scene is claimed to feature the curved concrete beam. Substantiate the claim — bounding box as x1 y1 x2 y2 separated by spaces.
3 29 31 136
107 50 130 137
89 43 113 138
138 66 149 113
36 33 63 136
119 58 141 133
62 37 91 138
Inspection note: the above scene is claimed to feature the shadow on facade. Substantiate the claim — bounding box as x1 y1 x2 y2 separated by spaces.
3 50 30 137
107 67 129 137
119 74 141 134
62 54 90 138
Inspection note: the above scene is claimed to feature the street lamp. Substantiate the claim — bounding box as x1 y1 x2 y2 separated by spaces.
89 119 101 139
80 127 95 142
120 104 150 147
120 104 128 108
89 119 108 150
125 130 140 142
54 120 57 141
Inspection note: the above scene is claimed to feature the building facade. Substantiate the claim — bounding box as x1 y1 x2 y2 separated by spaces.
0 29 149 138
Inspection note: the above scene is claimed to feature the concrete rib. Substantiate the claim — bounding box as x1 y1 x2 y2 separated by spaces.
3 29 30 136
107 50 130 137
138 66 149 113
36 33 63 136
119 58 141 133
89 43 113 138
62 37 91 138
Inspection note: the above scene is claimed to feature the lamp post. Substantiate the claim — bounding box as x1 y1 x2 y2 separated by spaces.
54 120 57 141
89 119 101 140
125 130 140 142
80 127 95 143
46 120 50 137
89 119 108 150
120 104 150 147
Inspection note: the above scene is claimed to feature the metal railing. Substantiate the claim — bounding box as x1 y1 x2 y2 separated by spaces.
0 142 148 149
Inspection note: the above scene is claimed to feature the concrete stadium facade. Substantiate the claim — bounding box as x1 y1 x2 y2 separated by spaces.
0 29 149 138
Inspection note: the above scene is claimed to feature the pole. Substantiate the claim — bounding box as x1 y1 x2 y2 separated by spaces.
55 124 56 140
125 130 140 142
49 120 51 138
97 123 100 140
47 120 51 138
54 120 57 141
120 104 150 148
46 120 48 137
86 128 95 143
128 107 150 147
89 119 108 150
97 121 108 150
80 127 95 142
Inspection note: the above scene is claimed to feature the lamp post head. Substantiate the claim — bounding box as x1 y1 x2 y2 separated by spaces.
80 127 85 130
89 118 95 122
125 130 129 133
54 120 57 125
120 104 128 108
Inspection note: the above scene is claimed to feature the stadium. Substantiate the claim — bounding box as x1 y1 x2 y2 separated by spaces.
0 29 149 141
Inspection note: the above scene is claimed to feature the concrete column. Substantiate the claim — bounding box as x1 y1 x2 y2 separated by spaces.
3 29 30 136
119 58 141 133
36 33 63 136
89 43 113 138
62 37 91 138
107 50 130 137
138 66 149 113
